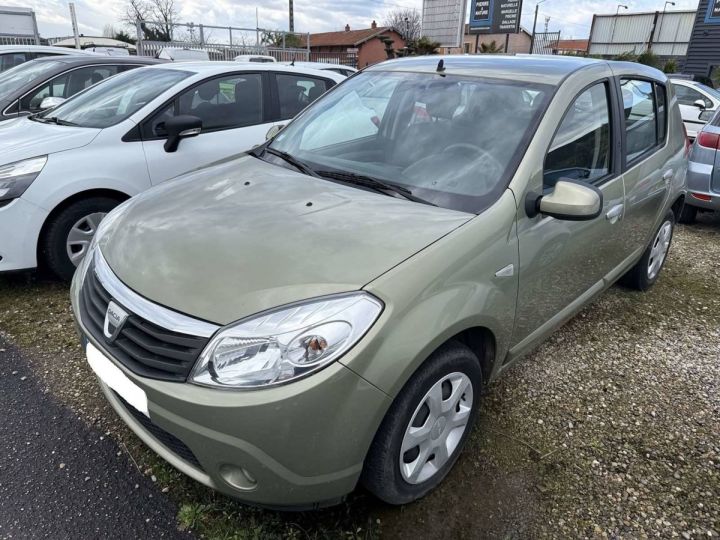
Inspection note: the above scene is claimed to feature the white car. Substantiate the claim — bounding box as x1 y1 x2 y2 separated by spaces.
670 79 720 139
0 62 344 279
281 61 357 78
0 45 90 72
157 48 210 62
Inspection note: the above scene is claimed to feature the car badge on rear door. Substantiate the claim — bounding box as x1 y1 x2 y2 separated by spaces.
104 300 129 343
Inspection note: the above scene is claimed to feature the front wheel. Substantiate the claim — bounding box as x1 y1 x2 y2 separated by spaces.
361 342 482 505
620 209 675 291
41 197 121 281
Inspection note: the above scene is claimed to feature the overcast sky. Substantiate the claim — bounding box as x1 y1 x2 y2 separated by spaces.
1 0 701 41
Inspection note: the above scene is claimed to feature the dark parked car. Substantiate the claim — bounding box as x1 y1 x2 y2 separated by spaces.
0 56 163 120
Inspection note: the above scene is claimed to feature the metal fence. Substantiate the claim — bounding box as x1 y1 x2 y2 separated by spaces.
531 31 561 55
0 35 38 45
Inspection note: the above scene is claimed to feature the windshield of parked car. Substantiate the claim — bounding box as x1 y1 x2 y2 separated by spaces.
269 71 552 213
36 68 189 128
0 59 63 98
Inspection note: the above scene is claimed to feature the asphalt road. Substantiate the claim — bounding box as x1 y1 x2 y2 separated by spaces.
0 338 191 539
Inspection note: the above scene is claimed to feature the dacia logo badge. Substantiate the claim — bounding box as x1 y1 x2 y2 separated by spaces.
104 300 129 343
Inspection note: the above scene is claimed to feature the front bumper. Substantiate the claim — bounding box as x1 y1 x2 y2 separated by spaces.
686 160 720 211
0 198 47 271
70 281 391 508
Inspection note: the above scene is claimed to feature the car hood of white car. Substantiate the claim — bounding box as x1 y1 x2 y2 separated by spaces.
0 117 100 165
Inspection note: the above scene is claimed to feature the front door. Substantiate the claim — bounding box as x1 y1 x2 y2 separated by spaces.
511 80 627 352
141 72 276 185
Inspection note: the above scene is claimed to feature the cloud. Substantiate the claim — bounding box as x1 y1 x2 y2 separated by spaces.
0 0 700 40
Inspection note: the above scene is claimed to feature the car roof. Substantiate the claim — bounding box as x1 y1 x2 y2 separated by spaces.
142 60 347 81
365 55 663 86
27 55 163 66
0 45 90 55
280 61 356 71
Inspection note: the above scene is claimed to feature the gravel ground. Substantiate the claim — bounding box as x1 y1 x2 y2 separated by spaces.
0 213 718 539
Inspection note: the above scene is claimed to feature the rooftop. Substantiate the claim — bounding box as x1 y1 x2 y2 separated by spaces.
304 25 398 47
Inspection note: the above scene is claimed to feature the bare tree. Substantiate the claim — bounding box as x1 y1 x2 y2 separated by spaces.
384 8 421 42
123 0 178 41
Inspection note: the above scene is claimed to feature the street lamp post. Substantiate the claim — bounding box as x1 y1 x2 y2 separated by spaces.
530 0 548 54
609 4 629 53
655 1 675 52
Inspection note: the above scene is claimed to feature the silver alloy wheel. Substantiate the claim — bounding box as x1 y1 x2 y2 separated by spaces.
647 220 672 281
399 372 474 485
66 212 107 267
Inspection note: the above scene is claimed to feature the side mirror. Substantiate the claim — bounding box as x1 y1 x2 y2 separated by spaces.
694 99 707 110
266 124 284 140
526 179 603 221
39 96 65 110
164 115 202 153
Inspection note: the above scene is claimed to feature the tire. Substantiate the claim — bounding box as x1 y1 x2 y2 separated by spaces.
40 197 121 281
361 342 482 505
678 203 697 225
620 209 675 292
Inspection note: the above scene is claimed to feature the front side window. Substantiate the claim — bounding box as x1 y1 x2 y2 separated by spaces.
276 74 330 119
144 73 265 137
20 65 121 113
674 84 712 108
622 79 658 162
544 82 612 187
0 52 28 71
36 68 188 129
269 71 552 213
0 59 63 97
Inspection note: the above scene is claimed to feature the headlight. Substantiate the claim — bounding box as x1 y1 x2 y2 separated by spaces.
190 293 383 389
0 156 47 203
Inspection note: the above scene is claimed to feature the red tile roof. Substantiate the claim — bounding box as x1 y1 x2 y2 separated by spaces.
554 39 589 51
304 27 397 47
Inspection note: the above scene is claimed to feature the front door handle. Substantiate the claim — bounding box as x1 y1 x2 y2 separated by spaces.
663 170 674 183
606 204 624 224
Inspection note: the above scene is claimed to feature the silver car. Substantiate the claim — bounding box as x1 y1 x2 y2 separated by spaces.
684 110 720 222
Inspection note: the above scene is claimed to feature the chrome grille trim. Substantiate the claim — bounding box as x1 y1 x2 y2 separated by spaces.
93 249 220 339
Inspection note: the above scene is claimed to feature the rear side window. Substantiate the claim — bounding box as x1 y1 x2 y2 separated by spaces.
656 84 667 144
276 74 330 119
0 53 28 71
621 79 658 162
544 82 612 186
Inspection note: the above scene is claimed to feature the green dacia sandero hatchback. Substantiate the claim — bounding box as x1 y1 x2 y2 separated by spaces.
71 56 688 509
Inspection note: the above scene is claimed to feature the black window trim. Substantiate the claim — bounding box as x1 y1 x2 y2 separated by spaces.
542 77 621 190
617 75 668 170
131 70 272 142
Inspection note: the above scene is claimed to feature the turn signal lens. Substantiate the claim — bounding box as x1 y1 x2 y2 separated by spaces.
697 131 720 150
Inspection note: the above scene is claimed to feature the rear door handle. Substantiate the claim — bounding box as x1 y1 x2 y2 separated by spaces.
606 204 624 224
663 170 674 182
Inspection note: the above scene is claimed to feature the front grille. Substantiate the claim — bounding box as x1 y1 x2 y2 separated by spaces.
79 260 210 382
113 391 203 470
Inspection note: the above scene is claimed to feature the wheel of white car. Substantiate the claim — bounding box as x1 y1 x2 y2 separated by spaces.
361 341 482 505
620 209 675 292
41 197 121 281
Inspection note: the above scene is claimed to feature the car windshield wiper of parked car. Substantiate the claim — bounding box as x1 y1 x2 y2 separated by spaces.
315 169 436 206
30 115 78 127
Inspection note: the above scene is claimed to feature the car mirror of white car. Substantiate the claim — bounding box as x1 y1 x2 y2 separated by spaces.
39 96 66 111
526 179 604 221
164 115 203 153
694 99 707 110
266 124 284 140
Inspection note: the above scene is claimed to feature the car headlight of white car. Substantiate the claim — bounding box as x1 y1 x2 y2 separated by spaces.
0 156 47 203
190 293 383 389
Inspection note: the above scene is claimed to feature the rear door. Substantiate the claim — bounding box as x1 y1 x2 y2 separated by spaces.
617 78 674 257
141 71 275 184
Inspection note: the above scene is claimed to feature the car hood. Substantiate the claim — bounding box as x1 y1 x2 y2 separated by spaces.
99 155 472 326
0 118 100 164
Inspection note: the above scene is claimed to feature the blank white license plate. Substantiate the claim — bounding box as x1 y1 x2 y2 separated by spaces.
86 342 149 417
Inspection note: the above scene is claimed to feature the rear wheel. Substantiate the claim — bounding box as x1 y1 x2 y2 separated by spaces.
620 209 675 291
361 342 482 505
41 197 120 281
678 203 697 224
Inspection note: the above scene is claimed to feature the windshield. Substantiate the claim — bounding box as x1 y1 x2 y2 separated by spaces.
37 68 188 128
0 59 63 98
270 71 552 213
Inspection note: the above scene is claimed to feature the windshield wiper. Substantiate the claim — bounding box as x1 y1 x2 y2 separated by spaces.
315 170 436 206
40 116 78 127
264 147 321 178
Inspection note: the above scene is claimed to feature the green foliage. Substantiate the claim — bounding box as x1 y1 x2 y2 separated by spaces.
479 40 504 54
261 31 301 49
663 58 678 74
637 50 661 68
711 67 720 88
613 51 638 62
113 30 136 45
406 36 441 55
